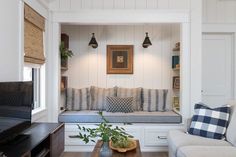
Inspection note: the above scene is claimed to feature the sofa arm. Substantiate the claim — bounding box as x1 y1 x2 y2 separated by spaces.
185 118 191 132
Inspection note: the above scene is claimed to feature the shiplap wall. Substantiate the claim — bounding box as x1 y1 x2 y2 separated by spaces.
202 0 236 24
61 24 180 89
50 0 190 11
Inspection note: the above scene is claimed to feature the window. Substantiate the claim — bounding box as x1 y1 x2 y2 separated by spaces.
23 65 45 110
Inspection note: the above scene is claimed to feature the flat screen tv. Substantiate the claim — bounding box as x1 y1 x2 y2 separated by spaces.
0 81 33 144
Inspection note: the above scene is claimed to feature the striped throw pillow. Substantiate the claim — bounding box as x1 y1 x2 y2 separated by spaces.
188 103 230 139
143 89 168 112
106 96 134 113
66 88 90 111
117 87 142 111
90 86 116 110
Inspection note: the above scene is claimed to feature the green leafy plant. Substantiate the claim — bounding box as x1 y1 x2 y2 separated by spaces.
69 112 133 148
60 42 73 60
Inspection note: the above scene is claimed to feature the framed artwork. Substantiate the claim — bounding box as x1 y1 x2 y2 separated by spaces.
172 96 180 111
173 76 180 89
107 45 133 74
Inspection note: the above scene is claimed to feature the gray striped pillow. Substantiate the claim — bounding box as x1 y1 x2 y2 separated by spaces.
117 87 142 111
143 89 168 112
90 86 116 110
66 88 90 111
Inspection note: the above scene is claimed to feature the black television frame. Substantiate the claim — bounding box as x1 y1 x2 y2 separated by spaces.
0 81 33 144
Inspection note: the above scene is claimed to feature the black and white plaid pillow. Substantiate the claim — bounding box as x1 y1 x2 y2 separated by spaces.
188 103 230 139
106 97 133 113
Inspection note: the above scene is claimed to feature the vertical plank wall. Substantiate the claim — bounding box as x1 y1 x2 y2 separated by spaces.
61 24 180 91
202 0 236 24
50 0 190 11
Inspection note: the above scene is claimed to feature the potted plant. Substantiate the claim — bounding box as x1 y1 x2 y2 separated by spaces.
70 112 135 156
60 42 73 69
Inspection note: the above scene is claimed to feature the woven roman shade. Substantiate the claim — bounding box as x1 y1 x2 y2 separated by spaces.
24 4 45 64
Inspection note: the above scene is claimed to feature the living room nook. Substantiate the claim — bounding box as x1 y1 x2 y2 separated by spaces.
59 23 182 152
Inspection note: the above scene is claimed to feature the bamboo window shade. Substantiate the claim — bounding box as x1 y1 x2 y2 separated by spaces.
24 4 45 64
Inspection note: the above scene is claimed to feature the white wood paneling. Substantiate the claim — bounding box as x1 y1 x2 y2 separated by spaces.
49 0 191 11
70 0 82 11
135 0 147 9
147 0 158 9
158 0 169 9
82 0 92 9
59 0 70 11
61 24 180 90
203 0 236 24
114 0 125 9
92 0 103 9
125 0 136 9
103 0 114 9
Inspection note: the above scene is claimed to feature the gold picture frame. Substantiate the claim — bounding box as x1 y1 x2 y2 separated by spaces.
173 76 180 89
107 45 133 74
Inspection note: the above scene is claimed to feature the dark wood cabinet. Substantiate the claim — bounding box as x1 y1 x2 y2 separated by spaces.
50 124 65 157
0 123 65 157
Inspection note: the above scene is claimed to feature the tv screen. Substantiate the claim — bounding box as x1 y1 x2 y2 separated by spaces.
0 81 33 144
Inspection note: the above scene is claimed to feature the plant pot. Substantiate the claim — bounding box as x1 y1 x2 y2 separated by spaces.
100 141 112 157
61 58 68 70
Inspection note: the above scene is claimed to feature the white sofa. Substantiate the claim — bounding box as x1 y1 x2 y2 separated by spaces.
168 102 236 157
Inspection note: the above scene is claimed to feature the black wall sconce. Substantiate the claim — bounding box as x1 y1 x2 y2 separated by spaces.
142 32 152 48
88 33 98 49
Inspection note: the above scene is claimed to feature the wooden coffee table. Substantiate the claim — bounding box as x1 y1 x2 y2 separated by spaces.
91 140 142 157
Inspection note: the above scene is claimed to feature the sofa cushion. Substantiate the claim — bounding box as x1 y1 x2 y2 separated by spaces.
226 101 236 146
90 86 116 110
177 146 236 157
117 87 142 111
106 96 134 113
58 111 181 123
188 103 230 139
66 88 90 111
168 130 231 157
143 89 168 112
58 110 103 123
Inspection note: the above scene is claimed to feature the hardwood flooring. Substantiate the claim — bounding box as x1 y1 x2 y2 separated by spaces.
62 152 168 157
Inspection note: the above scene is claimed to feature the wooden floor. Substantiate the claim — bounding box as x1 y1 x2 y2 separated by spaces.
63 152 168 157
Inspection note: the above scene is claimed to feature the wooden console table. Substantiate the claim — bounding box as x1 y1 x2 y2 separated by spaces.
91 140 142 157
0 123 64 157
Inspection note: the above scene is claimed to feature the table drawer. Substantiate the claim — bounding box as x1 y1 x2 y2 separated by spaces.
144 129 168 146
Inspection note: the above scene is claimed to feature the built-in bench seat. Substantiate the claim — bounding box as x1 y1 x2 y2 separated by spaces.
58 110 182 123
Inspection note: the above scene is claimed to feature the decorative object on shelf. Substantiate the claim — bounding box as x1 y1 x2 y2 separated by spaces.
60 42 73 70
173 76 180 89
172 96 180 111
69 112 134 155
61 76 68 92
142 32 152 48
89 33 98 49
60 33 73 70
107 45 133 74
172 56 180 69
173 42 180 51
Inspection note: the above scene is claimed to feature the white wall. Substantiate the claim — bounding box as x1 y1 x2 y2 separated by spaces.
202 0 236 24
0 1 22 81
50 0 190 11
61 24 180 90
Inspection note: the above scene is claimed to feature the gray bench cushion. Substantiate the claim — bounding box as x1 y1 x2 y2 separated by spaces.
58 110 182 123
